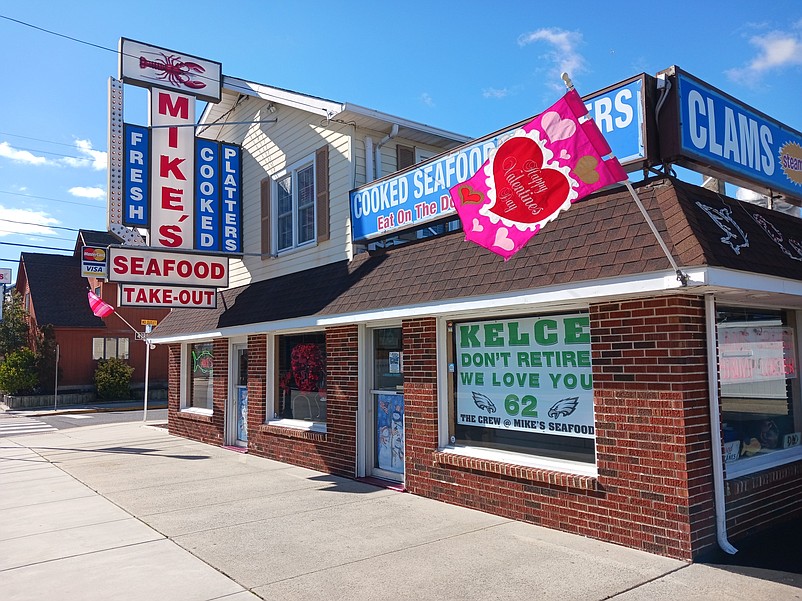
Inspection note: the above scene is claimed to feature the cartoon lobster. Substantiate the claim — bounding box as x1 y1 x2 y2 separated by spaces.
139 52 206 90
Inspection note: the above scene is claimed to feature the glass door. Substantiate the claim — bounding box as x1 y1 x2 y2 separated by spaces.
234 345 248 446
370 327 404 481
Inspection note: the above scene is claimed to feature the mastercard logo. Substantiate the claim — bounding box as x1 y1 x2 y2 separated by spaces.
83 248 106 262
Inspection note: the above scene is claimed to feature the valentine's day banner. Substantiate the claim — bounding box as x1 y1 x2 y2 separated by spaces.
449 88 627 259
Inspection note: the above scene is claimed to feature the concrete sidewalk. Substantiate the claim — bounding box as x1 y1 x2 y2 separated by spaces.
1 421 800 601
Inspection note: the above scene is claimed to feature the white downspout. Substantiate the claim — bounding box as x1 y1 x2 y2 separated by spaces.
365 136 374 183
374 123 399 180
705 293 738 555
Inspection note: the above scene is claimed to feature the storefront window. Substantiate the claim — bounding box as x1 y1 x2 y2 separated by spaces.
92 337 130 360
718 307 801 469
188 342 214 410
276 333 326 423
451 313 595 464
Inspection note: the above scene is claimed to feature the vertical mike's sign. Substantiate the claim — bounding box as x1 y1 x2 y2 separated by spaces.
151 91 195 249
109 38 239 311
115 38 242 256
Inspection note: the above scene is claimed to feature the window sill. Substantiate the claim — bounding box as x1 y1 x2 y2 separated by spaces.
177 407 213 422
274 241 318 259
260 419 327 441
725 445 802 480
435 445 599 490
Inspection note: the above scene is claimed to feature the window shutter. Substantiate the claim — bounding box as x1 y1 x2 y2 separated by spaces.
397 144 415 170
261 176 272 258
316 144 330 242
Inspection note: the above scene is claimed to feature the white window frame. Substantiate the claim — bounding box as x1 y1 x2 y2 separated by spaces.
273 153 316 254
437 313 598 478
92 336 130 360
180 340 215 415
721 307 802 480
266 329 327 433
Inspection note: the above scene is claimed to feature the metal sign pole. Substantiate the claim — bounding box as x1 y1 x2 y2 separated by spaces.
54 344 59 411
143 324 152 422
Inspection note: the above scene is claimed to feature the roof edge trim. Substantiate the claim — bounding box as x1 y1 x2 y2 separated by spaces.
152 267 696 344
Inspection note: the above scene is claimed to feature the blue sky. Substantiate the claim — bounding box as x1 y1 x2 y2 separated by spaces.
1 1 801 279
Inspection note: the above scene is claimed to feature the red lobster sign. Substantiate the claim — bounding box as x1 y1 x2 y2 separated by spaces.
139 52 206 90
120 38 222 104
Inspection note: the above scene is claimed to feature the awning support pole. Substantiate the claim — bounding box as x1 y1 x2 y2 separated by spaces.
624 180 688 286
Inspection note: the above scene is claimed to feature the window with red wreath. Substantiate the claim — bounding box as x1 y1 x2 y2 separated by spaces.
276 333 326 423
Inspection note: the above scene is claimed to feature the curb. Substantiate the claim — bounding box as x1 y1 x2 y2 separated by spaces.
1 402 167 417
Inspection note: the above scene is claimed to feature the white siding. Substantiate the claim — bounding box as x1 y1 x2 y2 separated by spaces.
208 93 460 290
213 97 354 288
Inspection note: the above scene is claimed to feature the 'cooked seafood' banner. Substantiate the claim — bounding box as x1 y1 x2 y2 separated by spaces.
455 314 595 438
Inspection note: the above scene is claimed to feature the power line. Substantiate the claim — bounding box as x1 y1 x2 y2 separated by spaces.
0 143 100 163
0 240 72 252
0 229 73 241
0 218 81 232
0 131 92 150
0 14 116 55
0 190 105 209
0 14 221 88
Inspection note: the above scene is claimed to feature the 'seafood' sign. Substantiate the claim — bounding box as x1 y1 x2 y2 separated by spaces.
119 284 217 309
107 247 229 288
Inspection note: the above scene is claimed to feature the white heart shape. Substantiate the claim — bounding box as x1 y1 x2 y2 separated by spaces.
560 149 571 160
542 111 576 142
472 218 484 232
493 227 515 251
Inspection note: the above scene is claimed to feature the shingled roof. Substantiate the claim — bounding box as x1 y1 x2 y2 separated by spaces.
153 176 802 338
75 229 120 254
21 252 104 328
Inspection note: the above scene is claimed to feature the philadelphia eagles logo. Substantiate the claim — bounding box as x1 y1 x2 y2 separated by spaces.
548 397 579 419
472 391 497 413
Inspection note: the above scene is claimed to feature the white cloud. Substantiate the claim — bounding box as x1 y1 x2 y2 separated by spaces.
68 186 106 200
0 142 51 166
726 27 802 85
60 139 107 171
0 205 59 237
420 92 435 107
518 27 586 89
483 87 510 99
0 138 107 170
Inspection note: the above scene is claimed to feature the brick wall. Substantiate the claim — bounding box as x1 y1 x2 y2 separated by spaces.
167 341 226 445
404 296 716 561
403 318 440 485
725 458 802 540
247 327 359 476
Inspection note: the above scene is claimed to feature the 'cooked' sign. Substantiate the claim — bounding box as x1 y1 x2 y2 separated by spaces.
107 247 229 288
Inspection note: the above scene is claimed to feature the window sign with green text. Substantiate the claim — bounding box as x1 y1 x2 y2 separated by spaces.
455 314 595 439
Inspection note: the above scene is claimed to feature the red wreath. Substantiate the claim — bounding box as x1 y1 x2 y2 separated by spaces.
280 343 325 393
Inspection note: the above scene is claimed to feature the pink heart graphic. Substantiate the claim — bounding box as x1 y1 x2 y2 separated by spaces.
489 137 570 225
560 149 571 160
471 218 484 232
541 111 576 142
493 228 515 251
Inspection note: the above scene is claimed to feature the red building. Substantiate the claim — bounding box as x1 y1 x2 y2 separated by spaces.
15 230 169 399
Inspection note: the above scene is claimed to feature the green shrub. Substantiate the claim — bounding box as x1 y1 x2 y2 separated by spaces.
94 357 134 401
0 348 39 395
